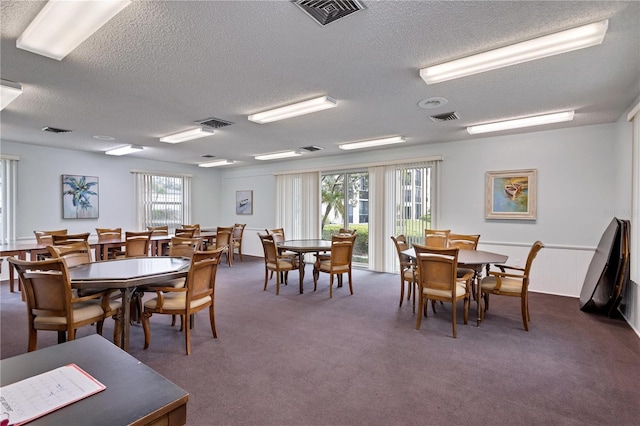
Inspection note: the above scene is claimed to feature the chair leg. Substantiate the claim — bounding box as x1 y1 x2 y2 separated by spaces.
451 300 457 338
209 304 218 339
275 269 281 295
264 267 269 291
142 311 152 350
113 314 122 346
28 328 38 352
463 296 469 325
416 294 424 330
329 274 333 298
347 271 353 295
399 277 405 307
522 293 529 331
185 314 192 355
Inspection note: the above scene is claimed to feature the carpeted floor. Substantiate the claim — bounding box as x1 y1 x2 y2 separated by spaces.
2 255 639 425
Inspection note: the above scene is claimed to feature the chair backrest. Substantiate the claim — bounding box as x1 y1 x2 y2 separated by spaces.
266 228 286 243
391 235 411 265
168 237 202 259
424 229 450 248
51 232 91 245
124 231 152 257
330 234 355 268
448 234 480 250
175 228 196 238
96 227 122 241
215 227 232 249
8 257 74 322
338 228 356 236
47 241 93 267
182 224 201 236
186 249 224 302
258 233 278 263
34 229 67 244
522 241 545 289
413 244 459 292
147 225 169 236
233 223 246 241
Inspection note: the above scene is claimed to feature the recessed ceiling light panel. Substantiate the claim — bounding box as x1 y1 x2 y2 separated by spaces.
254 151 303 161
0 79 23 110
17 0 132 60
339 136 406 150
467 111 575 134
160 127 215 143
105 144 143 156
421 20 608 84
248 96 337 124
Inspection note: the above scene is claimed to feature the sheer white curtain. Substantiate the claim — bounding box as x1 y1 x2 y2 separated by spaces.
368 165 396 272
132 171 192 231
275 172 320 240
1 155 19 243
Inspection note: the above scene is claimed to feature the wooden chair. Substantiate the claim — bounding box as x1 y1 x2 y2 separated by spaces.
258 233 297 295
124 231 152 257
232 223 246 262
7 257 122 351
33 229 68 260
413 244 473 338
141 248 224 355
51 232 91 246
313 234 355 298
214 226 233 266
181 224 201 236
96 227 124 259
480 241 544 331
391 235 417 310
147 225 169 236
449 233 481 297
424 229 450 248
175 228 197 238
47 241 93 267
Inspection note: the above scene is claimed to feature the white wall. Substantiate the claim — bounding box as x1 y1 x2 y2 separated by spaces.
0 141 221 238
2 119 636 332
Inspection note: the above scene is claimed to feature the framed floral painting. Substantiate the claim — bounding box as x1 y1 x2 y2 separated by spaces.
62 175 99 219
485 169 536 220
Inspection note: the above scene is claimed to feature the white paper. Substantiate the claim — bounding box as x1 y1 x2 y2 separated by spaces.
0 364 105 425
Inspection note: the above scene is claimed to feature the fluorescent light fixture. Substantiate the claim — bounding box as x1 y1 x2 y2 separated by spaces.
0 79 23 110
248 96 337 124
160 127 215 144
420 20 608 84
254 151 302 161
105 144 143 156
17 0 131 61
199 160 235 168
467 111 575 135
339 136 406 150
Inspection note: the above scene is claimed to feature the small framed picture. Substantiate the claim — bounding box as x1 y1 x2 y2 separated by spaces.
236 190 253 215
485 169 537 220
62 174 99 219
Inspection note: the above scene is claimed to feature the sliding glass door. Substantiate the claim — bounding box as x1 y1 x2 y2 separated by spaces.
321 171 369 266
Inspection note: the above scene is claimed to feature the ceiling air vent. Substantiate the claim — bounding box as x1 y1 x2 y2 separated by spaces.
196 117 233 129
293 0 366 26
300 145 323 152
41 126 72 133
429 112 460 122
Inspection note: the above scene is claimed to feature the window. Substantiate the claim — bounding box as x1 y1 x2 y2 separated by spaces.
133 171 191 232
394 163 434 247
0 155 19 243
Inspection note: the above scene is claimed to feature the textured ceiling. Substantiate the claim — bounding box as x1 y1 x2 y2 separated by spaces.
1 1 639 168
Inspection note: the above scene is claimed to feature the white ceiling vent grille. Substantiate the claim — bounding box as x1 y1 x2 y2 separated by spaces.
429 112 460 122
197 117 233 129
300 145 323 152
293 0 366 26
41 126 72 133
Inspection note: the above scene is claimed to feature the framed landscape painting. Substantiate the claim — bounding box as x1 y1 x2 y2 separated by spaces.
62 175 99 219
236 190 253 215
485 169 536 220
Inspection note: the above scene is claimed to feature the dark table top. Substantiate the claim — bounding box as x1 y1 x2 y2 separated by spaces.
0 334 188 426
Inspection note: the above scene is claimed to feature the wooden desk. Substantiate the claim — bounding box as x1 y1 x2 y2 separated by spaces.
0 334 188 426
402 248 508 325
277 239 332 294
69 257 190 351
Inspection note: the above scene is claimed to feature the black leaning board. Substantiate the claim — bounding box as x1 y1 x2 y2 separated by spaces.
579 218 625 315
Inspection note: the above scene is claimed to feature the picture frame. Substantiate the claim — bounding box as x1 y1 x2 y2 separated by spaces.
62 175 99 219
485 169 537 220
236 190 253 215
